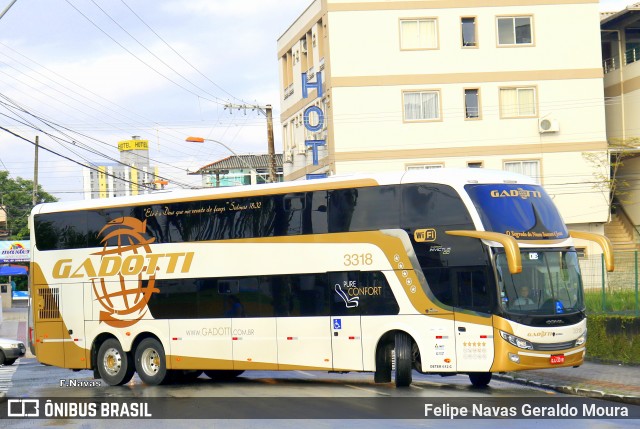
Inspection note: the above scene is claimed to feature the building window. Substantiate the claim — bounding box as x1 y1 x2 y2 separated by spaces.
497 16 532 46
625 28 640 64
317 21 325 60
461 17 477 47
464 88 480 119
467 162 483 168
406 164 443 170
400 18 438 50
403 90 440 121
499 87 536 118
503 160 540 183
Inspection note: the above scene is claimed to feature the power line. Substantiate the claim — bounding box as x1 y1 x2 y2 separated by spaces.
87 0 236 107
118 0 244 105
0 40 257 170
63 0 227 107
0 98 199 190
0 125 156 191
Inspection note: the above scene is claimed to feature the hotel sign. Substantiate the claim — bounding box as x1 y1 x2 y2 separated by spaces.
301 71 325 165
118 139 149 152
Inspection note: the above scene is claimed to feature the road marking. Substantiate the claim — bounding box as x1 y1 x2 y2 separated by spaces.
294 371 316 377
0 363 19 394
344 384 391 396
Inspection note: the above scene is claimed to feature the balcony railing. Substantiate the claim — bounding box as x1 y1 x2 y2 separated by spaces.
603 56 619 74
603 47 640 74
625 46 640 66
283 83 294 100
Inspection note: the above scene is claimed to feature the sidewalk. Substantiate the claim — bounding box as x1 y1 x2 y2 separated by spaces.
495 361 640 405
1 305 639 405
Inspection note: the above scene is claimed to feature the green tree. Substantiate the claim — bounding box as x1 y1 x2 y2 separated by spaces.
0 170 57 239
583 138 638 218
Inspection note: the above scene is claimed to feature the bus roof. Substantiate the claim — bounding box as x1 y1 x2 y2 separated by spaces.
32 168 537 215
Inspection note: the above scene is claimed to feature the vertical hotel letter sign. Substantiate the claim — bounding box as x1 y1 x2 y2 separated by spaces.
301 71 325 165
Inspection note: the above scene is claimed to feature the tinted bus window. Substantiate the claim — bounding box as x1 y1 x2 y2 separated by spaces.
402 184 472 227
328 186 399 232
34 212 88 251
146 271 397 320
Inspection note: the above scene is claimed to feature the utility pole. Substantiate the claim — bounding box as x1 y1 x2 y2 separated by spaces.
265 105 277 184
0 0 18 20
225 103 277 183
32 135 39 206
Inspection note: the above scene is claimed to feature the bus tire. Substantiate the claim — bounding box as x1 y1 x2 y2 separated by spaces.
204 370 244 381
135 338 168 385
171 370 203 383
374 342 392 383
468 372 492 387
394 332 412 388
96 339 135 386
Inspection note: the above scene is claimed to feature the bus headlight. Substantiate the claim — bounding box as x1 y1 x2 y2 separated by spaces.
499 331 533 350
575 331 587 347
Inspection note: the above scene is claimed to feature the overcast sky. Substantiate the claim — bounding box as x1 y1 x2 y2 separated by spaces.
0 0 634 202
0 0 304 201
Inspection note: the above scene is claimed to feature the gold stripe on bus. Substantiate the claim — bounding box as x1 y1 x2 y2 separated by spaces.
41 178 380 213
453 311 493 326
169 355 336 372
490 328 584 372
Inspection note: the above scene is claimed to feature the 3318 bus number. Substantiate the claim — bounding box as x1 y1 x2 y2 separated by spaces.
344 253 373 266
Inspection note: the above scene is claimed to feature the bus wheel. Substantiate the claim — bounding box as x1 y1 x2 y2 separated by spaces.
171 370 203 383
374 342 392 383
204 370 244 381
468 372 492 387
97 339 135 386
135 338 168 385
394 332 413 388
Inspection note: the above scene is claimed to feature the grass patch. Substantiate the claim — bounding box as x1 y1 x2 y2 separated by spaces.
584 289 640 315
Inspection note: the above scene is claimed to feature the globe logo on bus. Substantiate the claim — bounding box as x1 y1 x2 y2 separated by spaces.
90 217 159 328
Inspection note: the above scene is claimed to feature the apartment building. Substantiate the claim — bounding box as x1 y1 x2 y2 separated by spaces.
601 4 640 231
277 0 609 249
83 136 160 200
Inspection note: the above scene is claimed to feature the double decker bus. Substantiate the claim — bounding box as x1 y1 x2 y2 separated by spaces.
28 169 613 387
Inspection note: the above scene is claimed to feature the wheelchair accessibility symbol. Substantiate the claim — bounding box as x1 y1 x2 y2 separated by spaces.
333 318 342 330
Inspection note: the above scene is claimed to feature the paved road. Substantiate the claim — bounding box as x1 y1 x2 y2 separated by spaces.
2 305 639 427
1 358 639 428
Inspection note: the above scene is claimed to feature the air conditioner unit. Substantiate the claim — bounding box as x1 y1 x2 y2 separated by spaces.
538 118 559 133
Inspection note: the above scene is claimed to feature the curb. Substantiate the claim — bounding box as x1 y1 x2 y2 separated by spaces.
494 373 640 406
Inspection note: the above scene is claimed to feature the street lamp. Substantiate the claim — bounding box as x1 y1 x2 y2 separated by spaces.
185 136 259 186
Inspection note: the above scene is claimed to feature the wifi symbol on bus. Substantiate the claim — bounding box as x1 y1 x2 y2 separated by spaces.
414 228 436 242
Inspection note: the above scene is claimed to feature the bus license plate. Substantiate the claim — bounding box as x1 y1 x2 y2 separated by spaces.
550 354 565 364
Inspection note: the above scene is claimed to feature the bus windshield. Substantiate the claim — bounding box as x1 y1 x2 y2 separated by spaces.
465 184 568 240
496 250 584 315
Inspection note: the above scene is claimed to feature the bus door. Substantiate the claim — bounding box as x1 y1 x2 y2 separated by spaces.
33 284 65 367
329 272 363 371
451 269 495 372
275 274 333 370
